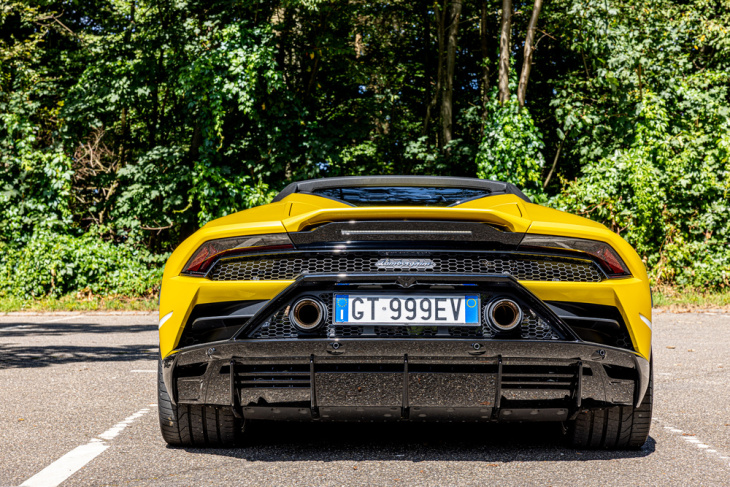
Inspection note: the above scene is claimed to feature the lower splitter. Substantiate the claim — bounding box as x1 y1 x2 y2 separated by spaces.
162 339 650 422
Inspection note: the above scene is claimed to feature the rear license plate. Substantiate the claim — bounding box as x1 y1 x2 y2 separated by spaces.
334 295 480 326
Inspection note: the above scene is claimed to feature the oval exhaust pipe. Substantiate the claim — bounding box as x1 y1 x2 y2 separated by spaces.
487 298 522 332
290 298 326 331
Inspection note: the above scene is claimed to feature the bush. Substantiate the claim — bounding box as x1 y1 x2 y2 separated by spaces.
549 1 730 289
553 91 730 288
0 230 165 299
476 98 546 202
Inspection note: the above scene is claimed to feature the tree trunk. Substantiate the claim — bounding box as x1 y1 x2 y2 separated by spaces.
272 6 293 88
304 11 325 100
498 0 512 105
422 0 431 137
517 0 543 108
480 0 490 123
441 1 462 147
189 123 202 162
543 136 564 189
148 50 163 147
120 0 135 166
424 0 447 145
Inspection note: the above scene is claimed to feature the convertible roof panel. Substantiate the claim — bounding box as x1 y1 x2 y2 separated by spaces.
272 176 532 204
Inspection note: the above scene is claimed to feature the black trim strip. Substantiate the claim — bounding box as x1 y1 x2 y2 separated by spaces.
310 354 319 417
230 359 243 419
402 354 409 417
494 355 503 413
575 361 583 408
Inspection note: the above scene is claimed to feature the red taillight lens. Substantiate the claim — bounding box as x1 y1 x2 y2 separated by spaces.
182 234 294 275
519 235 630 276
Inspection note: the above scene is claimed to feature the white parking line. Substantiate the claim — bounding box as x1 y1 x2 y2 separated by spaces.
20 441 109 487
40 315 85 324
1 324 34 331
20 408 151 487
99 409 150 441
657 418 730 468
131 369 157 373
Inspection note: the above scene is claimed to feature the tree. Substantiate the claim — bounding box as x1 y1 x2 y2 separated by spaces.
517 0 543 108
441 1 463 146
498 0 512 104
2 0 730 295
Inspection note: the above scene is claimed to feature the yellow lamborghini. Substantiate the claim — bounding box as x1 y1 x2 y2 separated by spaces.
157 176 652 449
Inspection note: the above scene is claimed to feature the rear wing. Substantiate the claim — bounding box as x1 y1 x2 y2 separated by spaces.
282 206 532 233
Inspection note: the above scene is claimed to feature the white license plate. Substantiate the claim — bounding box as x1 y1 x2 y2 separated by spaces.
333 294 480 326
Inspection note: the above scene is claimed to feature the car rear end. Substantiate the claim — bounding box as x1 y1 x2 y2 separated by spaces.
157 177 652 448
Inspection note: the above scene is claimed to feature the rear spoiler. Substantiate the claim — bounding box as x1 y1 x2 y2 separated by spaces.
282 207 532 233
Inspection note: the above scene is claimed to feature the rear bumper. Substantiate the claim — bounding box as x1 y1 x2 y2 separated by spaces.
162 339 650 422
159 273 652 360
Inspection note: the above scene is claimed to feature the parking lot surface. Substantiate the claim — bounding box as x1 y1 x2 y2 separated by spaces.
1 311 729 486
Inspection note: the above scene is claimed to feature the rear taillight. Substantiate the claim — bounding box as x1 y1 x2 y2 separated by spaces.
519 235 630 276
182 234 294 275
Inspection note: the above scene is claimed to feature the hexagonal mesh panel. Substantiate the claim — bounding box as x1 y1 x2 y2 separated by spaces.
520 314 559 340
480 258 601 282
251 308 299 339
251 294 336 339
208 252 604 282
329 325 363 338
613 331 633 350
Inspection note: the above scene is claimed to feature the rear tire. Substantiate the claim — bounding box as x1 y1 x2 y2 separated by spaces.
568 364 653 450
157 358 242 446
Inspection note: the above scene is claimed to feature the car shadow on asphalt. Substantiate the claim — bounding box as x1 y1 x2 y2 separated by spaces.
180 421 656 462
0 321 156 337
0 343 157 369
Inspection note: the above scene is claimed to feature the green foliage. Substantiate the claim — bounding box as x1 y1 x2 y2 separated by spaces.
0 230 164 299
551 0 730 288
476 97 546 201
180 22 283 222
0 110 74 240
0 3 74 241
0 294 159 313
2 0 730 297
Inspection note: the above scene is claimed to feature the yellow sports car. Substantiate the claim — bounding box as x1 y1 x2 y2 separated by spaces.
157 176 652 449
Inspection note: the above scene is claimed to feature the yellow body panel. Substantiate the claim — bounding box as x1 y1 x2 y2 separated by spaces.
159 277 292 357
523 278 651 359
159 191 652 361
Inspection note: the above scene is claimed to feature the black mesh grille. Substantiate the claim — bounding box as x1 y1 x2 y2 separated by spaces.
522 314 557 340
208 253 603 282
250 295 560 341
252 293 335 339
252 308 300 339
613 331 633 350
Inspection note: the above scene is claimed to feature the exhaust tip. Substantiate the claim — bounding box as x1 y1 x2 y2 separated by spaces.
487 298 522 332
289 298 326 331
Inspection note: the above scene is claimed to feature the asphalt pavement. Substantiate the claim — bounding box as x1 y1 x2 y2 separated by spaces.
1 310 729 486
